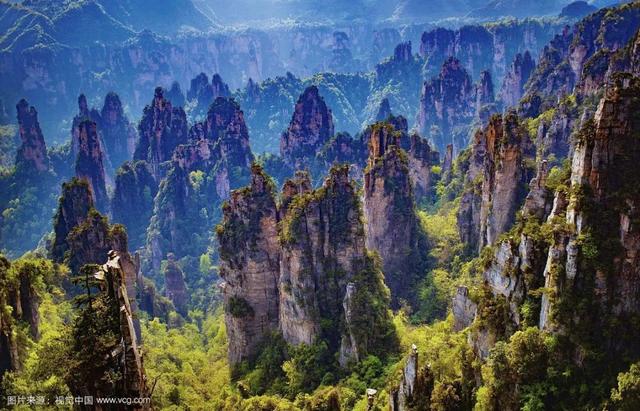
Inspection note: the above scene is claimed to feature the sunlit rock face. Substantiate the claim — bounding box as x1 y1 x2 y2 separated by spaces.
219 165 397 367
363 122 429 308
218 165 281 365
457 112 535 254
498 51 536 109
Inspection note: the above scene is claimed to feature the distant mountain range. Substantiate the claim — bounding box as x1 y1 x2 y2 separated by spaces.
8 0 618 34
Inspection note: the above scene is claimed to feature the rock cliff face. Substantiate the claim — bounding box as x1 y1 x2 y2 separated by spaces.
405 132 440 202
522 5 640 117
218 165 398 367
71 94 101 159
535 97 579 160
363 122 429 307
75 119 109 213
15 99 49 173
540 75 640 338
71 93 132 177
65 209 129 276
389 345 434 411
498 51 536 109
134 87 189 178
165 81 186 108
457 112 535 254
282 165 398 365
205 97 254 178
163 254 188 316
99 92 138 170
416 57 477 153
462 76 640 366
187 73 231 119
112 161 158 250
51 178 95 263
218 165 281 365
146 97 254 277
92 250 148 403
419 21 559 83
280 86 335 171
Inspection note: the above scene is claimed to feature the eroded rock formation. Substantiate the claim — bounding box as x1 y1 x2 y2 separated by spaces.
134 87 189 178
457 112 535 254
146 96 254 276
363 122 430 307
99 92 138 169
498 51 535 108
280 85 335 171
112 161 158 250
75 119 109 213
218 164 398 367
218 165 281 365
51 178 95 263
187 72 231 118
416 57 476 153
16 99 49 173
541 75 640 335
163 253 188 316
0 256 44 378
92 250 148 403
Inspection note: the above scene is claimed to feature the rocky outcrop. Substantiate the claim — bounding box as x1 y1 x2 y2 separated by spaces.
522 5 640 117
535 97 578 160
406 132 440 201
416 57 476 153
541 75 640 335
280 86 335 171
279 165 397 365
390 345 434 411
93 250 148 403
71 94 101 160
15 99 49 173
498 51 536 109
522 160 553 221
134 87 189 178
65 209 129 275
146 96 254 277
476 70 495 106
475 70 498 125
51 178 95 263
0 256 47 378
376 97 392 121
363 122 429 307
187 73 231 118
457 112 535 254
219 164 398 367
75 119 109 212
419 21 559 83
163 254 188 316
317 132 368 177
112 161 158 250
442 144 454 175
477 113 535 249
452 286 477 332
205 97 254 179
165 81 186 108
99 92 137 170
218 164 281 365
